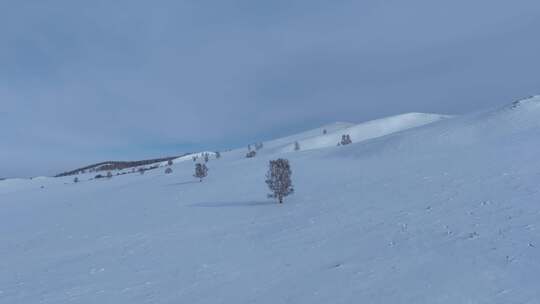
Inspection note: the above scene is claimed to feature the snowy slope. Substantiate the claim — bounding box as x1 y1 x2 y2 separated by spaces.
215 112 448 159
1 97 540 303
264 121 355 148
279 112 450 152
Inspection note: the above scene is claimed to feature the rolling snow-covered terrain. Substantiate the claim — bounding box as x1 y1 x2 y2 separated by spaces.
2 98 540 303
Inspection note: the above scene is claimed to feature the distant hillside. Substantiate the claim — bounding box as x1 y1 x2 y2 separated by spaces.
55 154 189 177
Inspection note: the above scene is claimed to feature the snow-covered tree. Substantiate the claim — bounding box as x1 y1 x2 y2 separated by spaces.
340 134 352 146
246 150 257 158
323 129 327 135
265 159 294 204
204 153 209 163
294 141 300 151
215 151 221 159
138 168 145 175
165 167 173 174
73 177 79 183
106 171 113 179
255 142 264 150
194 163 208 182
167 159 173 166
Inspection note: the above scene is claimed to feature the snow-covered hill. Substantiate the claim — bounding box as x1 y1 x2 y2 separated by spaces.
278 112 450 153
1 97 540 303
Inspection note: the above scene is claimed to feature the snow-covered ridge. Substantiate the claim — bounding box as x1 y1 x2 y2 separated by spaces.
509 95 540 109
279 112 451 153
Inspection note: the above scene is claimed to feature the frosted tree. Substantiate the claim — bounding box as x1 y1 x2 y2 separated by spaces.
294 141 300 151
138 168 145 175
167 159 173 166
255 142 264 150
323 129 327 135
204 153 209 163
246 150 257 158
265 159 294 204
73 177 79 183
340 134 352 146
165 167 173 174
194 163 208 182
106 171 113 179
215 151 221 159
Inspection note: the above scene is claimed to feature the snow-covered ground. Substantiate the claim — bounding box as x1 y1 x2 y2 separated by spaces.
1 97 540 303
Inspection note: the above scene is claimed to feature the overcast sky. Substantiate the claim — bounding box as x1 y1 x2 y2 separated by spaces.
1 0 540 177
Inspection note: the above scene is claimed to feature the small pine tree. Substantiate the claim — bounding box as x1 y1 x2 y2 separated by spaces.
294 141 300 151
266 159 294 204
165 167 173 174
106 171 113 179
340 134 352 146
73 177 79 183
194 163 208 182
204 153 209 163
248 144 252 151
246 150 257 158
323 129 327 135
215 151 221 159
255 142 264 150
167 159 173 166
138 168 145 175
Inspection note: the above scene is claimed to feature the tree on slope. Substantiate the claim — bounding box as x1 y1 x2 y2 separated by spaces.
265 159 294 204
294 141 301 151
165 167 173 174
340 134 352 146
194 163 208 182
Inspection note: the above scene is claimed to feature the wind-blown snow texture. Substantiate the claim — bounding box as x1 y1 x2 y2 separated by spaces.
1 101 540 303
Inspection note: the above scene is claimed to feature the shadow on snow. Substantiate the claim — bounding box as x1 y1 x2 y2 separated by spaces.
188 201 276 208
165 181 201 186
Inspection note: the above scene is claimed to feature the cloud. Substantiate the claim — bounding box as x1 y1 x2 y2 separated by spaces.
1 0 540 177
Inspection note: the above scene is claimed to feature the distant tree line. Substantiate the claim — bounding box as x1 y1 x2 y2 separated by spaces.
56 154 190 177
